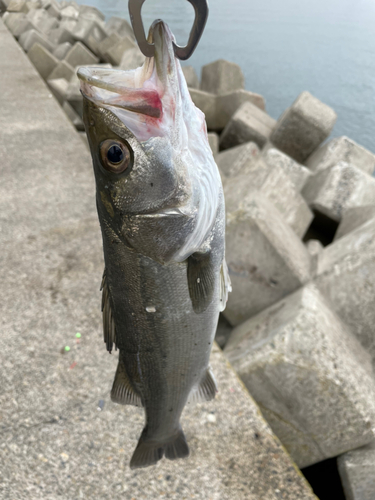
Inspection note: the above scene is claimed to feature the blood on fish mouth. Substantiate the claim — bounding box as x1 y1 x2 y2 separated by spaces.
78 67 163 120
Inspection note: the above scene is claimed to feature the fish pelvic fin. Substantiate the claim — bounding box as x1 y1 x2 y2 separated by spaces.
187 366 218 405
130 426 189 470
111 355 143 407
101 269 116 353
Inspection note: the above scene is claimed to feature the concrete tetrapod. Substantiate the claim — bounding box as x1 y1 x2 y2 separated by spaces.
315 218 375 370
334 205 375 241
223 158 313 237
270 91 337 163
200 59 245 95
262 146 312 192
224 284 375 468
224 192 311 326
302 162 375 222
216 141 260 179
306 136 375 176
338 442 375 500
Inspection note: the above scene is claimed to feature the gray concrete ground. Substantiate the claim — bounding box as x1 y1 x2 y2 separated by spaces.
0 19 316 500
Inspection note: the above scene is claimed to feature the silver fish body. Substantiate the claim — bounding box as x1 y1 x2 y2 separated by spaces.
79 21 230 469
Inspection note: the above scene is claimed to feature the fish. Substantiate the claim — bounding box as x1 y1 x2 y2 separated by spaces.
78 20 230 469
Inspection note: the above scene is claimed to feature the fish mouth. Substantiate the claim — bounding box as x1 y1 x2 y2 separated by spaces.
78 67 163 120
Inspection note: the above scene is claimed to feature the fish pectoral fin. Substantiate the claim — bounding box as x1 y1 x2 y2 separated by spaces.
187 251 216 313
187 366 218 404
111 356 143 407
219 259 232 312
101 268 116 353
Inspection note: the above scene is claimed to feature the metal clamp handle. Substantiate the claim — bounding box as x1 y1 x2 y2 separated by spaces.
128 0 209 60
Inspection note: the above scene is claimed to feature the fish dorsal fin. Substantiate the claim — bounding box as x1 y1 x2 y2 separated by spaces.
111 355 143 407
187 252 216 314
187 366 218 405
101 269 116 353
219 259 232 312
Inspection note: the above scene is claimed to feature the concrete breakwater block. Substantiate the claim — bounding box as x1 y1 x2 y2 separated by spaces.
220 101 276 150
52 41 72 60
182 65 199 88
46 0 61 19
315 218 375 369
62 100 84 130
207 132 219 156
6 0 29 13
306 136 375 176
78 4 105 22
270 91 337 163
103 35 137 66
224 157 313 237
71 17 107 56
26 5 58 34
215 89 266 129
262 146 312 192
188 88 217 130
224 284 375 468
338 442 375 500
334 205 375 240
305 239 324 277
224 192 311 326
201 59 245 95
96 31 121 60
19 27 55 52
47 77 69 105
47 24 76 46
60 4 79 20
0 0 10 11
3 11 35 38
105 15 134 40
64 41 98 67
216 141 260 178
27 40 58 80
188 89 267 132
119 46 145 70
302 161 375 222
48 58 74 81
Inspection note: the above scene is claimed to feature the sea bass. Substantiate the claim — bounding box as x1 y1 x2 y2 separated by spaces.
78 20 230 469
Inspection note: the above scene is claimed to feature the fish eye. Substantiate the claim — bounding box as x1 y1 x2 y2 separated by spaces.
100 139 131 174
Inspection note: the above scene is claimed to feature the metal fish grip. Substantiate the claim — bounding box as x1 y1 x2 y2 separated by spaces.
128 0 209 60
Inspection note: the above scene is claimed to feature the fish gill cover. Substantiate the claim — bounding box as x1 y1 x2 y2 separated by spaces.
78 20 221 263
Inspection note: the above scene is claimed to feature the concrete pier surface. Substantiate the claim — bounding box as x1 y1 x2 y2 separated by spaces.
0 19 316 500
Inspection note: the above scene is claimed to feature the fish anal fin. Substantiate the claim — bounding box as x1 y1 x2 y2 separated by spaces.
130 426 189 470
111 356 143 407
101 268 117 353
187 366 218 405
187 251 216 314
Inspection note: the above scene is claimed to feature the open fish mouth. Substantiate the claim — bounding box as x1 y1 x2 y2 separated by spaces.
78 66 163 120
77 20 174 142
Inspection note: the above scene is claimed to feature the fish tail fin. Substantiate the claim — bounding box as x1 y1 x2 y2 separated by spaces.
130 426 189 469
164 427 189 461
